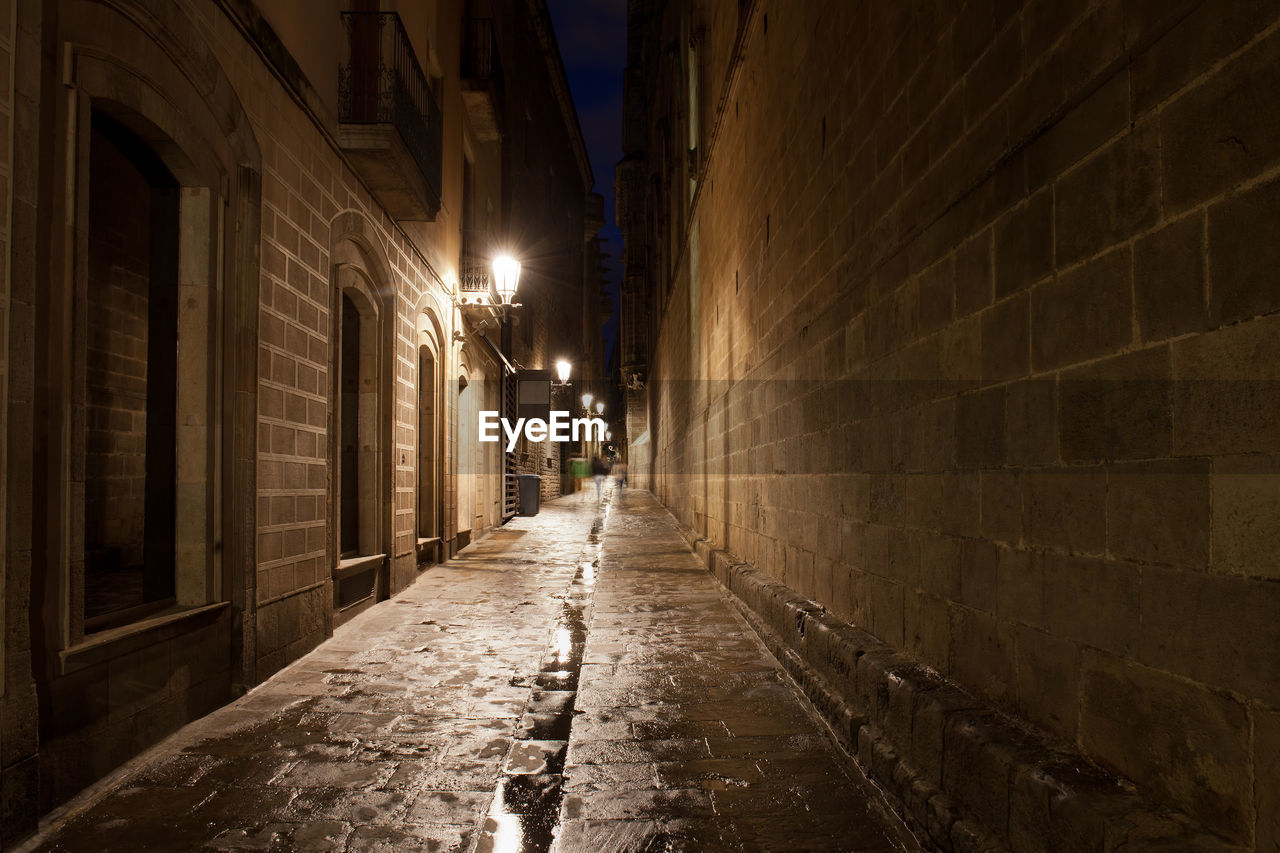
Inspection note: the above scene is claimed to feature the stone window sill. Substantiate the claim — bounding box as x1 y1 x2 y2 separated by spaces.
333 553 385 580
60 601 230 676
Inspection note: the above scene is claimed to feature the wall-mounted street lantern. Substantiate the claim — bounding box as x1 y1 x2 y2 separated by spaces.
492 255 521 306
555 359 572 385
452 253 523 340
581 393 593 411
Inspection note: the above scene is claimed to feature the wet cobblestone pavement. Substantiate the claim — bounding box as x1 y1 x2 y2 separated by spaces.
27 489 910 852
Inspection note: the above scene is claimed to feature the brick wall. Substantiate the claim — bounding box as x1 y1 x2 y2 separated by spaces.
633 0 1280 846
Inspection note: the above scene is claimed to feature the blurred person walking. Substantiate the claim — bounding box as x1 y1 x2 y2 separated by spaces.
591 455 609 501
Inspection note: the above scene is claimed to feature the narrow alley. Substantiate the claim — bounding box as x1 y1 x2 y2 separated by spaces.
3 1 1279 851
23 491 909 853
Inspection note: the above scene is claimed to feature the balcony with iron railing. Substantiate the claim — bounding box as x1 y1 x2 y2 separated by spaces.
460 17 503 142
338 11 443 220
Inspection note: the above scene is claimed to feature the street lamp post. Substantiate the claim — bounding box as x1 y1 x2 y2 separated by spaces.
491 255 520 520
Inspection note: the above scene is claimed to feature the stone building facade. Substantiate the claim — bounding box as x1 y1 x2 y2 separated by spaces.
0 0 601 842
618 0 1280 849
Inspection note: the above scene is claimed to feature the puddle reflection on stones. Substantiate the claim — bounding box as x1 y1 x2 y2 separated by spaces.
478 505 609 852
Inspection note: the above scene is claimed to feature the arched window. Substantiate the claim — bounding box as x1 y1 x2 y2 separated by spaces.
338 293 359 556
82 111 180 625
337 282 381 558
69 101 226 635
329 226 393 623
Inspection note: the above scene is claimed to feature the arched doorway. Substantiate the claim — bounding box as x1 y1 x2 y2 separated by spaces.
338 287 381 559
416 312 444 562
456 369 477 547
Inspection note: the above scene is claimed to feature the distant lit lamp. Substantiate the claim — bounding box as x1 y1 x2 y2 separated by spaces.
606 431 612 440
595 401 604 415
555 359 572 386
581 393 593 411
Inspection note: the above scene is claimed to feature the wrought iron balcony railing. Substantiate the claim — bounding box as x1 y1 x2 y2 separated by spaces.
458 261 492 306
339 11 442 217
462 18 502 85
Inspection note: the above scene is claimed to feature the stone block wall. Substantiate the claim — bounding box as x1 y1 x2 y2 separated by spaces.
634 0 1280 846
39 611 231 807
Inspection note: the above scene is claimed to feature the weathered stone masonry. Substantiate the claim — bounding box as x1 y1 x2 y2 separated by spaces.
620 0 1280 849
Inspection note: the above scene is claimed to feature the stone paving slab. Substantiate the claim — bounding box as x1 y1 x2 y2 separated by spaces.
23 489 911 853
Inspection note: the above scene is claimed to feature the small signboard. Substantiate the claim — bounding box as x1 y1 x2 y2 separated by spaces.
516 369 551 424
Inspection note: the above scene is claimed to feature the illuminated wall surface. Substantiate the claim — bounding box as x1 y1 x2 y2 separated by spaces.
619 0 1280 850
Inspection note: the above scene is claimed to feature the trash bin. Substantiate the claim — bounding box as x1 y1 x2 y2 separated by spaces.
517 474 541 516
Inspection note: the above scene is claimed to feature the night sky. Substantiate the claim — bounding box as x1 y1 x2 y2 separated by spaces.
544 0 627 372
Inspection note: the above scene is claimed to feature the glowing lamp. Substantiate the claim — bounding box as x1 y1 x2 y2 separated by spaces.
492 255 521 305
